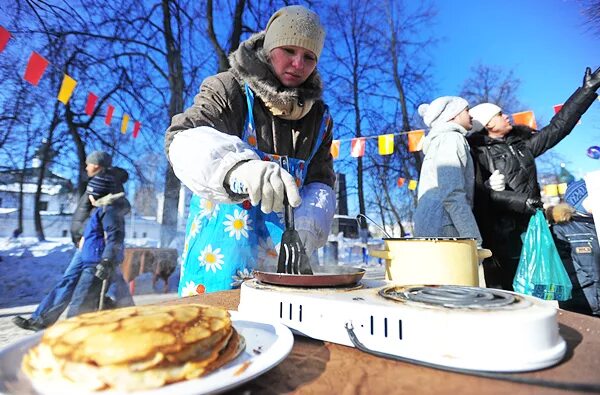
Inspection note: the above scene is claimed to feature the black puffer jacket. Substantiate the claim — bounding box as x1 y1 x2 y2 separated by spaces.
469 86 598 238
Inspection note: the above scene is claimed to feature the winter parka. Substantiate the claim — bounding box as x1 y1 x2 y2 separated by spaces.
80 195 131 264
413 121 481 245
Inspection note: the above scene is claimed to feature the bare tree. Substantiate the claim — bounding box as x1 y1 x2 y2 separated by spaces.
459 64 523 113
581 0 600 37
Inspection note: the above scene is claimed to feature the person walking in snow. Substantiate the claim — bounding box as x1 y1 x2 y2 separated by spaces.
467 66 600 290
165 5 335 295
413 96 482 246
13 168 131 330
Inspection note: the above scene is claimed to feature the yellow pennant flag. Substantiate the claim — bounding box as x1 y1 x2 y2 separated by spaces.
512 111 537 129
544 184 559 197
408 179 418 190
378 134 394 155
557 183 568 195
330 140 340 159
121 114 130 134
57 74 77 105
407 130 425 152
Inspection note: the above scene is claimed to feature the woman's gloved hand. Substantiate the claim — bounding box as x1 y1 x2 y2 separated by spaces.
227 160 301 213
488 170 506 191
525 198 544 214
583 66 600 91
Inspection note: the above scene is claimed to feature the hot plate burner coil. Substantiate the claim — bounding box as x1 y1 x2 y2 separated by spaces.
379 285 519 309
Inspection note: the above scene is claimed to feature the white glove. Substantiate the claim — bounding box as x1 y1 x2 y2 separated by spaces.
227 160 301 213
297 229 318 257
488 170 505 191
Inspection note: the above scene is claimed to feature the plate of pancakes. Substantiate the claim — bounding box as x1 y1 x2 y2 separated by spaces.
0 304 294 394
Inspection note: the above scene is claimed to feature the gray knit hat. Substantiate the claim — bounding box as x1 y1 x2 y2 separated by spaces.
263 5 326 60
86 150 112 168
418 96 469 128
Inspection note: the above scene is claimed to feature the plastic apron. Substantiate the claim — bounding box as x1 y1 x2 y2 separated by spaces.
178 84 330 296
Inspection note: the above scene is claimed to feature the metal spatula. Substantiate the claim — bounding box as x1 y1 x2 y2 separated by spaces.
277 157 313 275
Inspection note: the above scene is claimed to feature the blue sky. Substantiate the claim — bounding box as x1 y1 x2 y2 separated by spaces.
428 0 599 178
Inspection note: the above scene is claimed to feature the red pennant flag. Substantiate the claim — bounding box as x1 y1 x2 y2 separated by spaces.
397 177 405 187
350 137 366 158
105 104 115 125
0 27 11 52
553 104 563 115
133 121 141 138
85 92 98 116
23 52 49 86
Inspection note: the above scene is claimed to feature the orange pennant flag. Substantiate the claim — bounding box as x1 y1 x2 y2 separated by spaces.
408 179 418 190
407 130 424 152
397 177 405 187
330 140 340 159
512 111 537 129
351 137 366 158
378 134 394 155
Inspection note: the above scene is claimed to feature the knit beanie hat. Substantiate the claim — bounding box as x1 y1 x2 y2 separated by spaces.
86 151 112 168
418 96 469 128
470 103 502 132
263 5 326 60
564 179 588 213
86 170 117 199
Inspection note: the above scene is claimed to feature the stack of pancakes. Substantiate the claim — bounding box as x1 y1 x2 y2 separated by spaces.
22 304 244 391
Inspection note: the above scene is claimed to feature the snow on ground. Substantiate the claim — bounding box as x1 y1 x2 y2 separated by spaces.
0 236 385 309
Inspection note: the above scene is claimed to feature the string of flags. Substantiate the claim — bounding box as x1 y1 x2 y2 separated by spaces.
0 26 142 138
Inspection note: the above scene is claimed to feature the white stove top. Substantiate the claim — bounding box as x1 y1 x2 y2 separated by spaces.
238 279 566 372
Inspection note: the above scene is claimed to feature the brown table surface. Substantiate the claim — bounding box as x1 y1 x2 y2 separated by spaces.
164 290 600 395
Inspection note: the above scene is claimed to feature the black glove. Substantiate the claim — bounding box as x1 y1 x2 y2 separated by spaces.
95 259 114 280
583 66 600 91
525 198 543 214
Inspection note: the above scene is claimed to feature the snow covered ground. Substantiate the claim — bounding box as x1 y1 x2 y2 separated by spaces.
0 236 385 309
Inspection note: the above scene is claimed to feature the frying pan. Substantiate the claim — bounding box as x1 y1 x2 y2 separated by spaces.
253 265 366 287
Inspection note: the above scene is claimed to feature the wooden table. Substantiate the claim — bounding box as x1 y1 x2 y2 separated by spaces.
163 290 600 395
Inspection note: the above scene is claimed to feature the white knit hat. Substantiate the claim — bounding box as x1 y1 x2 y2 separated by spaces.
418 96 469 128
470 103 502 132
263 5 326 60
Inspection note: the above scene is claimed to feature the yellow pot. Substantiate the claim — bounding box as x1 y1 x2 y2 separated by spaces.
368 238 492 287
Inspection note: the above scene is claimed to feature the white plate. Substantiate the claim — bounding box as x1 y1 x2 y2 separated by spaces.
0 311 294 395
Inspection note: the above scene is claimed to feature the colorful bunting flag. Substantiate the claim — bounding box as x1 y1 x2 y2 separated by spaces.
0 26 11 52
85 92 98 116
408 180 418 190
378 134 394 155
512 111 537 129
105 104 115 125
397 177 405 187
351 137 366 158
330 140 340 159
553 104 563 115
544 184 559 197
57 74 77 104
133 121 141 138
23 51 49 86
121 114 130 134
407 130 424 152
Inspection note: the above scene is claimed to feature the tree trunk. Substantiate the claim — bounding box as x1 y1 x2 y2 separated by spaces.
159 0 184 247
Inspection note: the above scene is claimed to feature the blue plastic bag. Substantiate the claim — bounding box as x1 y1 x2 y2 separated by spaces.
513 210 572 301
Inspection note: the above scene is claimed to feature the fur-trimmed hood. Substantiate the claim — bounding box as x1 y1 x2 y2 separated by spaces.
228 32 323 109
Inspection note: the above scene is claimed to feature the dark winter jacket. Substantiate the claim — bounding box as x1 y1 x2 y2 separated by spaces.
551 212 599 316
164 32 335 190
70 167 129 245
80 194 130 264
468 86 598 244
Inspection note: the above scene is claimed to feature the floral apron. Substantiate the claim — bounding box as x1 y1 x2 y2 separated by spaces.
179 84 330 296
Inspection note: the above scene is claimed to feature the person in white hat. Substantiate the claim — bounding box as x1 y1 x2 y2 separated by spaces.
467 66 600 290
413 96 482 246
165 6 335 295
